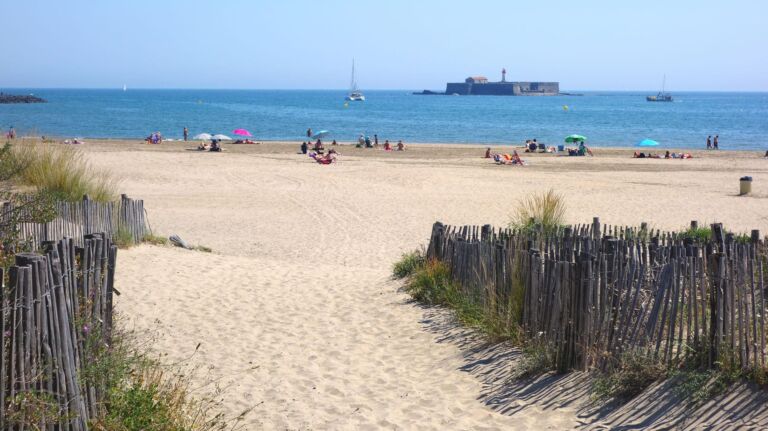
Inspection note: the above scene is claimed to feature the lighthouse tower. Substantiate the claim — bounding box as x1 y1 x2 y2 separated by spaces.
501 68 507 82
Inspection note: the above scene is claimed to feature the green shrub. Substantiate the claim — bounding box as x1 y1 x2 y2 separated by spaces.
510 189 566 235
10 143 118 202
392 249 426 279
677 226 713 242
513 342 557 379
592 352 667 400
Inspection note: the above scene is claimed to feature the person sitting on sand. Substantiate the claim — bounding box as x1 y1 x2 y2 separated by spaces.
485 147 492 158
764 150 768 158
383 140 392 151
300 141 308 154
365 136 372 148
210 140 221 152
332 139 338 145
397 140 405 151
357 134 365 148
527 141 537 152
314 139 325 154
198 141 209 151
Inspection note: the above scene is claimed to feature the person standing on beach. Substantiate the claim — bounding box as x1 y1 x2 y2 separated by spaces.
307 128 312 139
183 127 188 141
374 134 379 146
713 135 719 150
706 136 712 149
7 126 15 139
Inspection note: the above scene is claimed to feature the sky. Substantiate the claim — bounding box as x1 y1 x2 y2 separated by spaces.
2 0 767 91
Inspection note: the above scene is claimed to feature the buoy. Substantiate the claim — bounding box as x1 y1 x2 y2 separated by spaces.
562 105 569 111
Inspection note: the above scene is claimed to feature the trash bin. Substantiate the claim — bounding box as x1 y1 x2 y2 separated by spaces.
740 176 752 195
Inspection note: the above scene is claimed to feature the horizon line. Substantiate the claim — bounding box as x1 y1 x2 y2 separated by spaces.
2 87 768 93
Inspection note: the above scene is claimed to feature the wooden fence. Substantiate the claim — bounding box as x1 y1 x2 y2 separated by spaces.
2 194 147 248
426 219 768 373
1 233 117 430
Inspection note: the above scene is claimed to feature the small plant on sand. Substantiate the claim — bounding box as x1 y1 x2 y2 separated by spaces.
85 322 249 431
193 245 213 253
512 341 557 379
9 143 118 202
392 249 426 279
677 226 713 242
592 351 667 400
510 188 566 235
113 226 136 249
143 233 169 246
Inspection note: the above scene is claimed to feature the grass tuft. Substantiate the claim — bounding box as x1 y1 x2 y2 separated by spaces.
9 143 118 202
143 233 170 246
592 352 667 400
510 188 566 235
392 249 425 279
113 226 136 249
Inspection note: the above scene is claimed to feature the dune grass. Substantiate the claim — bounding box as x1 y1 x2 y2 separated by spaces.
510 188 566 235
9 143 118 202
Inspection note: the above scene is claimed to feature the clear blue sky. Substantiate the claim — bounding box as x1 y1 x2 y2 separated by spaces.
3 0 766 91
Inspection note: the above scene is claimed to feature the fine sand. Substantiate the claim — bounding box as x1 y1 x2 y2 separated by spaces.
80 140 767 429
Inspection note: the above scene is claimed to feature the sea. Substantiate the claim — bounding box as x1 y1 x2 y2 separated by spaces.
1 89 766 150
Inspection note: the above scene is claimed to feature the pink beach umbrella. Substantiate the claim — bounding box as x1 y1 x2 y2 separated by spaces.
233 128 252 137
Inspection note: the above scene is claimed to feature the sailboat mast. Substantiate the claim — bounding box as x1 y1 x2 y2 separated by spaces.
662 74 666 94
350 59 356 91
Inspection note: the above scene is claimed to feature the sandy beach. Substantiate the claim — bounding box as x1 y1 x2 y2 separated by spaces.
80 140 768 429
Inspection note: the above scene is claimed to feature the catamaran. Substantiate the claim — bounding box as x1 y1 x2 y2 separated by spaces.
345 59 365 101
646 75 673 102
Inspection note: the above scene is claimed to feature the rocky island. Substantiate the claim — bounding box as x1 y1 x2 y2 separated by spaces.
0 92 46 103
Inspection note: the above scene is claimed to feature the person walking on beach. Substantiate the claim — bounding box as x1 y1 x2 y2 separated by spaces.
706 135 712 149
183 127 188 141
713 135 719 150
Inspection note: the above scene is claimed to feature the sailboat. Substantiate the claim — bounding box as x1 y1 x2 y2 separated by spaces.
646 75 672 102
345 59 365 101
122 84 127 92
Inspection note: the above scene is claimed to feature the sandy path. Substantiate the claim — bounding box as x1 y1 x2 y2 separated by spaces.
87 143 767 430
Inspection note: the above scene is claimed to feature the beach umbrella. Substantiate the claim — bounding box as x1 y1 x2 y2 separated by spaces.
311 130 330 139
233 129 252 137
637 139 659 147
564 134 587 143
193 133 212 140
213 134 232 140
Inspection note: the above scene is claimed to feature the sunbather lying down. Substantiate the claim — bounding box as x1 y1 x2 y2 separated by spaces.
494 151 525 166
310 149 338 164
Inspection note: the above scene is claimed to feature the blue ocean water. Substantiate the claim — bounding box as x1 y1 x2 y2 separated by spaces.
1 89 766 150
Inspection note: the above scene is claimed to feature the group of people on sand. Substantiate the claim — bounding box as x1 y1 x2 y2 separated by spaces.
706 135 720 150
485 148 526 166
633 150 693 159
309 148 339 164
145 131 163 144
197 139 222 152
356 134 405 151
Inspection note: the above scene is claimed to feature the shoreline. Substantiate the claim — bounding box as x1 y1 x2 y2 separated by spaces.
14 136 767 157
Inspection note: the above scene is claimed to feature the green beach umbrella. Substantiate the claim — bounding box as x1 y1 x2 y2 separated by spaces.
565 134 587 143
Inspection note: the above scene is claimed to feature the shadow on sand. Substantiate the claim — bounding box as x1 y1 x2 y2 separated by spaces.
413 302 768 430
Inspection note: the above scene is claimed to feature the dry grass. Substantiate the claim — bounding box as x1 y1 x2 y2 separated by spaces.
10 143 119 202
511 188 566 235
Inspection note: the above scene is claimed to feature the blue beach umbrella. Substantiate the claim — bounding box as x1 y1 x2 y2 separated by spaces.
311 130 330 139
637 139 660 147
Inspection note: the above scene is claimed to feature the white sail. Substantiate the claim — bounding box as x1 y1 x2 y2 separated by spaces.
346 59 365 101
